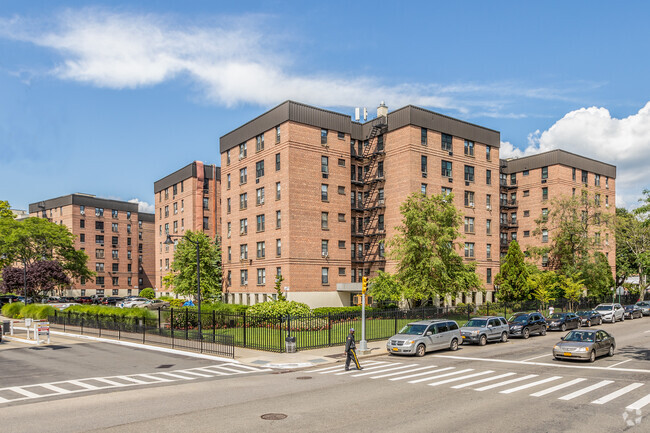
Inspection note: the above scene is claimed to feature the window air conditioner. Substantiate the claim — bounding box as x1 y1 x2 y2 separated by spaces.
541 180 547 184
448 178 453 183
449 151 453 156
465 181 470 186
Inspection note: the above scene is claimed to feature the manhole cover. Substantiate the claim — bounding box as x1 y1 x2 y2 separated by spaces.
296 376 312 380
156 364 174 369
261 413 287 420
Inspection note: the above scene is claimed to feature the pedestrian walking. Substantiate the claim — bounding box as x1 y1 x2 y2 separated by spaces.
345 328 362 371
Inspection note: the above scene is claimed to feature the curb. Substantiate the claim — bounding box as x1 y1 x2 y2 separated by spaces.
2 335 42 345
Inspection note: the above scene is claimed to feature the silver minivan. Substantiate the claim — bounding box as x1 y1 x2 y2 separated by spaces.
386 320 461 357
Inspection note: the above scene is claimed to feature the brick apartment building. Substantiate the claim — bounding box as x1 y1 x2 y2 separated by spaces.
28 194 155 297
499 150 616 272
219 101 503 307
153 161 221 296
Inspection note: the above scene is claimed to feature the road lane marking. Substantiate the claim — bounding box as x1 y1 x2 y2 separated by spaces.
39 384 73 395
558 380 614 400
627 394 650 410
116 376 150 384
452 373 516 389
592 383 645 405
530 378 586 397
408 369 474 384
607 359 632 368
308 361 383 373
175 370 214 378
372 365 438 379
433 354 650 373
207 365 253 374
352 364 417 377
8 387 40 398
522 354 550 362
389 367 455 381
0 396 9 403
427 371 493 387
500 376 562 394
474 375 539 392
334 362 400 375
194 367 229 376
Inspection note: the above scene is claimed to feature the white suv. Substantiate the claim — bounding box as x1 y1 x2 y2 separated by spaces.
595 303 625 323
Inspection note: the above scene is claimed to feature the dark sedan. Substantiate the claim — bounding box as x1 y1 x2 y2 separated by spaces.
547 312 581 331
553 329 616 362
636 301 650 316
624 305 643 319
102 297 124 306
576 310 603 327
508 312 547 338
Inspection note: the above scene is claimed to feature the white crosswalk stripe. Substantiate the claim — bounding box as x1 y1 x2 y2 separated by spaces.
157 372 197 380
334 362 399 375
409 369 474 384
308 361 383 373
352 364 418 377
372 365 438 379
592 383 644 405
8 387 40 398
117 376 149 384
558 380 614 401
40 384 73 395
499 376 562 394
427 371 494 387
474 374 539 391
626 393 650 411
452 372 516 389
389 367 455 381
530 378 586 397
94 378 130 387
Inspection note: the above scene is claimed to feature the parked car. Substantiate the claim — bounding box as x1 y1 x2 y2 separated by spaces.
91 296 105 305
16 296 34 304
635 301 650 316
45 297 62 303
461 316 510 345
553 329 615 362
576 310 603 327
59 297 76 303
547 312 581 331
102 297 124 306
75 296 93 304
0 295 21 308
594 303 625 323
140 299 171 310
507 312 547 338
386 320 461 356
119 297 149 308
624 305 643 320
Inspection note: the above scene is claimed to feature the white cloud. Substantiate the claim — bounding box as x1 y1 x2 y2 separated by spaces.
128 198 154 214
502 103 650 209
0 9 587 117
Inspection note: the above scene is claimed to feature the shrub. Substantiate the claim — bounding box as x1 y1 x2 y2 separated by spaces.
21 304 56 320
246 300 310 320
311 306 388 316
139 288 155 299
2 302 25 318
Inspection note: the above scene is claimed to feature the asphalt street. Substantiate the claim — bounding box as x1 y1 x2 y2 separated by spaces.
1 316 648 433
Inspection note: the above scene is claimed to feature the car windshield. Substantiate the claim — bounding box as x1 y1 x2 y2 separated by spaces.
637 302 649 306
398 324 428 335
563 331 595 343
548 313 564 319
464 319 487 328
576 311 591 316
595 305 612 311
509 315 528 323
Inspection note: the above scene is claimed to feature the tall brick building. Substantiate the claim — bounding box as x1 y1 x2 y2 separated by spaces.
219 101 502 307
153 161 221 296
28 194 155 297
499 150 616 272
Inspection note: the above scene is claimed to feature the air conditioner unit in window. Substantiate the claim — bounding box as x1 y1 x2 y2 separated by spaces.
322 252 329 258
422 172 427 178
256 178 259 184
541 180 547 184
487 205 491 210
465 181 470 186
449 151 453 156
448 178 453 183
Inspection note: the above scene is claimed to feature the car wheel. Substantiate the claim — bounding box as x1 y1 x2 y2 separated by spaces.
416 344 426 357
523 328 530 339
589 350 596 363
479 334 487 346
449 339 459 351
608 345 615 357
540 326 547 336
586 320 591 327
561 323 567 332
621 315 625 322
500 332 508 343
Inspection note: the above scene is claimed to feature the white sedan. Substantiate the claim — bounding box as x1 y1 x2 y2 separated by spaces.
117 298 150 308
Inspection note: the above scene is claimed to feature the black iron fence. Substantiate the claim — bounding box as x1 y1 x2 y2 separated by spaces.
48 295 640 354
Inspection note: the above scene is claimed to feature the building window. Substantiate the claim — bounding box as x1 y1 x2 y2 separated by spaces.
239 142 247 159
582 170 588 184
595 193 601 206
96 249 104 259
464 191 475 207
486 219 491 235
96 263 104 272
112 209 118 218
95 207 104 217
464 140 474 156
486 146 491 161
441 133 452 151
276 210 281 228
256 241 265 258
257 268 266 285
240 193 248 210
111 236 118 246
523 190 530 197
464 165 475 182
524 230 530 237
173 221 178 233
421 155 427 176
226 150 231 165
256 133 264 152
239 218 248 235
595 174 601 187
486 194 492 210
321 156 329 178
256 214 265 232
240 244 248 260
486 244 491 259
321 212 329 229
240 269 248 285
542 166 548 179
338 158 346 168
542 187 548 201
338 267 346 276
321 240 329 257
486 169 491 185
239 167 248 185
542 229 549 243
276 239 281 256
227 198 231 214
112 263 119 272
421 127 427 145
510 173 516 185
464 217 475 234
321 129 328 144
275 182 281 200
378 214 385 231
80 205 85 215
338 213 346 222
337 186 345 196
441 160 452 177
80 233 85 243
338 240 346 249
523 210 530 217
321 267 329 284
203 217 209 230
606 177 609 188
203 197 209 210
256 160 265 179
320 184 329 201
112 249 118 259
464 242 475 258
442 187 452 196
227 222 231 238
572 167 576 181
523 170 529 176
275 126 281 143
486 269 492 284
256 187 265 206
227 247 231 262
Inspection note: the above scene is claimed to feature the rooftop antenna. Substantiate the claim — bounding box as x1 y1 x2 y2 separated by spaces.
363 108 368 121
354 107 360 122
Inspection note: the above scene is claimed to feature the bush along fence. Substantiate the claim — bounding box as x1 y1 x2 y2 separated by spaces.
47 295 639 354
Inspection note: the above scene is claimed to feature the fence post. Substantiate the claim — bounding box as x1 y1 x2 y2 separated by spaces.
98 313 101 338
328 313 331 347
287 314 291 339
81 316 84 335
243 312 247 348
142 318 146 344
185 308 189 340
504 304 507 319
394 311 398 335
158 307 161 331
171 308 174 349
213 310 216 343
63 311 66 333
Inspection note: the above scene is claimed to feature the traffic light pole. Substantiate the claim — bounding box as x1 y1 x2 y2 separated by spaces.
359 277 369 354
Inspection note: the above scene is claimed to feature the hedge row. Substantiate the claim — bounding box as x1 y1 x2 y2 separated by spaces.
1 303 57 320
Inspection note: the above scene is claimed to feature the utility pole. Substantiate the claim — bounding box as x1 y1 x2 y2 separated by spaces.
358 277 370 354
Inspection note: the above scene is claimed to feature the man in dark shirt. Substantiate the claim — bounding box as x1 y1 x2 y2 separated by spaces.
345 328 362 371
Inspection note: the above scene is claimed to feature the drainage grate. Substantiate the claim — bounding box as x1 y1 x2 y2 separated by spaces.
296 376 312 380
261 413 288 420
156 364 175 369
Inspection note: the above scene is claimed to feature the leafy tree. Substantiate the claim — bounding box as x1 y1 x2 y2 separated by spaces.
557 275 584 311
494 240 531 303
0 217 93 283
615 208 641 287
580 252 615 301
163 231 222 302
388 192 483 305
139 288 155 299
0 200 13 219
369 271 404 305
274 275 286 301
2 260 70 298
528 270 557 309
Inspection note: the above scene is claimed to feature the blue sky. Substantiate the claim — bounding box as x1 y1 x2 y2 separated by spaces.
1 1 650 212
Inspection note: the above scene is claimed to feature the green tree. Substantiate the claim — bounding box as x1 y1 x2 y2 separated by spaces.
557 275 584 311
615 208 641 287
369 271 404 305
0 200 13 219
139 288 155 299
580 252 615 300
528 270 557 309
388 192 483 305
274 275 286 301
494 241 531 303
0 217 93 282
163 231 222 302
